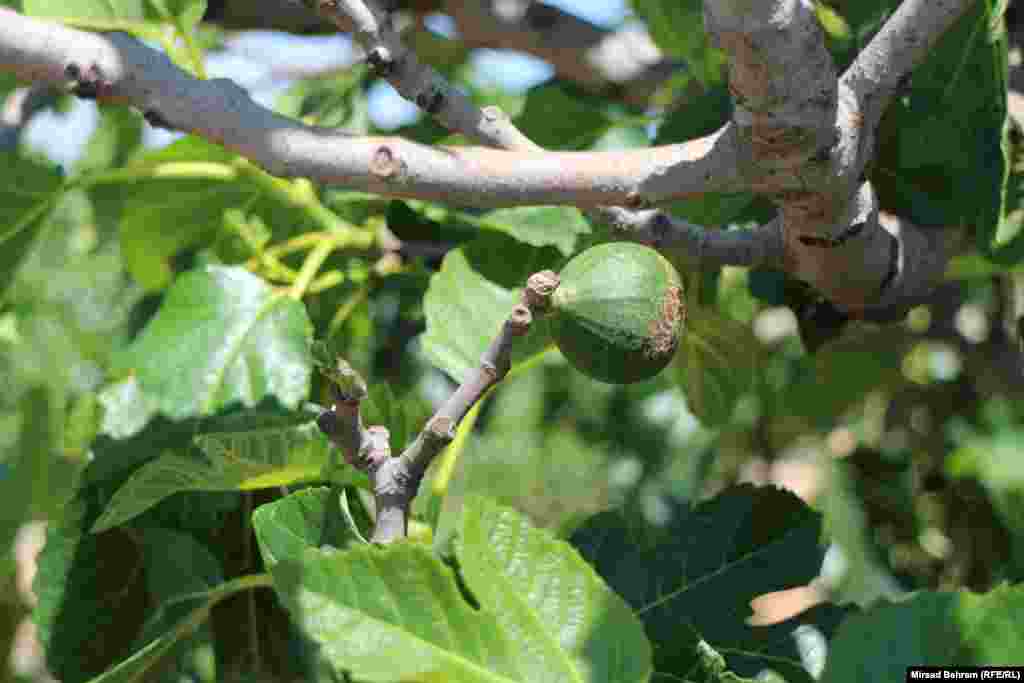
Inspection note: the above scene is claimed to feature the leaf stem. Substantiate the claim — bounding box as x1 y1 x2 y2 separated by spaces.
290 236 340 299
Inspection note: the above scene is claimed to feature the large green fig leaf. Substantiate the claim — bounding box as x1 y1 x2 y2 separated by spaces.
821 583 1024 681
420 236 558 383
271 544 524 682
571 485 846 682
91 418 353 532
114 265 313 420
457 496 652 683
0 152 63 301
270 499 654 682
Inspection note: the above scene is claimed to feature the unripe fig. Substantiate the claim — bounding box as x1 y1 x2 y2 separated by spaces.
549 242 684 384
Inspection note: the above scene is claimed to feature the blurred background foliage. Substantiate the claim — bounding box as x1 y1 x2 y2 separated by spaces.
0 0 1023 680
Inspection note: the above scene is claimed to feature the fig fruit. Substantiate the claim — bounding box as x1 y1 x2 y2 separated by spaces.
549 242 684 384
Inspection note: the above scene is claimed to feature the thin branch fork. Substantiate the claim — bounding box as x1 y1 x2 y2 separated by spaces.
309 0 785 270
317 271 556 543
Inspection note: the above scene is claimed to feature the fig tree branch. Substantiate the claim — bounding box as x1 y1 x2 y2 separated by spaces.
0 8 738 206
705 0 974 317
311 0 783 270
317 273 550 542
0 1 983 315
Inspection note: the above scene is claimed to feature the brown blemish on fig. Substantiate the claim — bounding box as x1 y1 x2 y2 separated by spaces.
644 285 684 359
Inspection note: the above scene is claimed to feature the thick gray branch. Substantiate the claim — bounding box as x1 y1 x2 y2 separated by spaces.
705 0 837 171
705 0 970 316
0 8 739 207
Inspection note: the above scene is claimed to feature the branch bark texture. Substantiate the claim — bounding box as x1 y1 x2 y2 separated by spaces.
0 0 981 317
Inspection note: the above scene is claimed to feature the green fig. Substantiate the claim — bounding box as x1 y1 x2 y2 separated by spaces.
549 243 685 384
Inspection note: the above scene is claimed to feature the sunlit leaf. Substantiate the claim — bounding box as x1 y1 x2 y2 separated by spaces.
457 496 652 683
114 265 313 420
271 544 523 682
97 377 159 440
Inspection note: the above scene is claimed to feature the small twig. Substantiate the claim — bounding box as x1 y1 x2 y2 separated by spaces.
304 0 538 151
601 208 785 270
316 270 556 542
